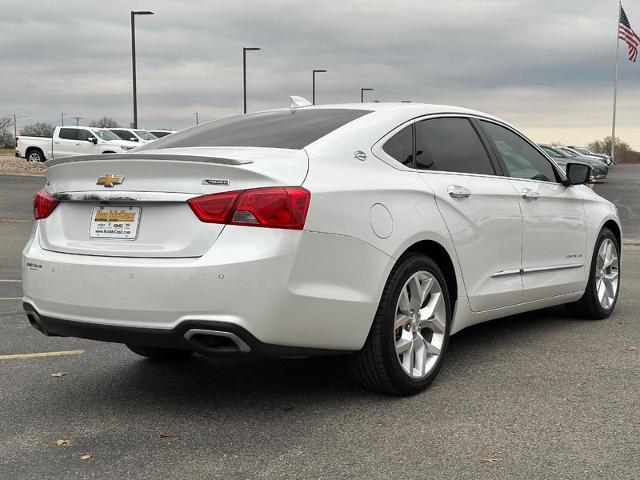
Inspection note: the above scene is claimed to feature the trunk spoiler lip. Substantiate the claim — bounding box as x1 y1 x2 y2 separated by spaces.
45 153 254 168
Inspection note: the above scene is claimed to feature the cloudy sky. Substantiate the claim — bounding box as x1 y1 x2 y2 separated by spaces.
2 0 639 147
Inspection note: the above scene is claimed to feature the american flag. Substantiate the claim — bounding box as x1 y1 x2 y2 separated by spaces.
619 5 640 62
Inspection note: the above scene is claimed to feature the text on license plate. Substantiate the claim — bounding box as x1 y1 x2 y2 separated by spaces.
89 206 140 239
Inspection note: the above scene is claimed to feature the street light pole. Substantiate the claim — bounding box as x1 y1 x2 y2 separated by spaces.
13 114 26 142
74 116 83 126
61 113 65 126
243 47 261 114
312 69 327 105
131 10 154 129
360 88 373 103
195 112 199 125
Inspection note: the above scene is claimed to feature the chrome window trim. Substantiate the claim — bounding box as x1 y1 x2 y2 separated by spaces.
491 263 584 278
372 113 566 185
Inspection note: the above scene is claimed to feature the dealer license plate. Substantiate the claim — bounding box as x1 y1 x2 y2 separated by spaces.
89 206 140 239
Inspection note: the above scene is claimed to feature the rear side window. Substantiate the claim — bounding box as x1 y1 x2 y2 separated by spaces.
383 125 414 167
58 128 78 140
480 121 558 183
415 118 495 175
138 109 372 151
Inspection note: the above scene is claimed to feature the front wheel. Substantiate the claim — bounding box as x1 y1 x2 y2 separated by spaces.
126 344 194 361
27 149 45 162
566 227 620 319
350 254 452 395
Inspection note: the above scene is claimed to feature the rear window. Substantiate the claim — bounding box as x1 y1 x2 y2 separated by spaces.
137 109 372 151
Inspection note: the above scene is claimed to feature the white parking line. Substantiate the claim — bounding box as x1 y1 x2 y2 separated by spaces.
0 350 85 360
0 297 21 301
0 219 31 223
0 279 22 283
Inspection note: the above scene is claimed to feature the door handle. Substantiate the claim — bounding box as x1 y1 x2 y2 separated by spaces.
521 188 540 200
447 185 471 199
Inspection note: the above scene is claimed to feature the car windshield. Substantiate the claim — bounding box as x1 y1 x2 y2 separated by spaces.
92 129 121 141
135 130 157 141
541 146 562 157
559 148 578 156
137 109 373 151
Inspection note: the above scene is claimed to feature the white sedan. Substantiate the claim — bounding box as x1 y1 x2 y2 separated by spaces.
23 102 621 395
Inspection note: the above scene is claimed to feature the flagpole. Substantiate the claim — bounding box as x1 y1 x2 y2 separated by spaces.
611 0 622 162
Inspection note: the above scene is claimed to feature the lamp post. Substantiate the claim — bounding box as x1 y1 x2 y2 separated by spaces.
74 116 83 126
243 47 261 114
131 10 154 129
195 112 199 125
60 113 66 126
360 88 373 103
312 69 327 105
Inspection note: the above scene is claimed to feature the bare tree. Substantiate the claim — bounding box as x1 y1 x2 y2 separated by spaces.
89 117 119 128
587 136 640 163
20 122 55 138
0 116 14 148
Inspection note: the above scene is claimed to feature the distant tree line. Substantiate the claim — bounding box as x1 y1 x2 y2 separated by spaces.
588 136 640 163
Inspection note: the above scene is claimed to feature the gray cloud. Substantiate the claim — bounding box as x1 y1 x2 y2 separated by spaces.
1 0 639 146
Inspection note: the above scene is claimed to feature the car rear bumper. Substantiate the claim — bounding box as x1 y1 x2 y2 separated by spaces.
22 223 391 352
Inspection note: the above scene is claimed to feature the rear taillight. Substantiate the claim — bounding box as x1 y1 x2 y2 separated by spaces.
187 187 310 230
33 189 59 220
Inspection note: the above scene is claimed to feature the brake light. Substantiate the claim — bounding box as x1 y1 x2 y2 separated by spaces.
187 187 310 230
33 189 59 220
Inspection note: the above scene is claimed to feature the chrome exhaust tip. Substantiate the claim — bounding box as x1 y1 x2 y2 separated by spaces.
184 329 251 353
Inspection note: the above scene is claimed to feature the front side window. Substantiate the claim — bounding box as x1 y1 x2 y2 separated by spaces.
541 146 562 158
76 129 95 141
58 128 78 140
481 121 558 182
93 129 120 141
414 118 495 175
111 130 131 141
382 125 414 167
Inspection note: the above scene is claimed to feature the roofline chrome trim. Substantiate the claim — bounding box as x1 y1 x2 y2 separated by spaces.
45 153 254 168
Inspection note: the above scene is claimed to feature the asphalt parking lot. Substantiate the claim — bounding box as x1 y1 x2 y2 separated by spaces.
1 168 639 479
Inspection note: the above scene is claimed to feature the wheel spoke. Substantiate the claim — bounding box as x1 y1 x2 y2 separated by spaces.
398 288 411 315
394 314 410 330
408 276 422 311
396 331 413 355
425 340 441 356
413 335 428 377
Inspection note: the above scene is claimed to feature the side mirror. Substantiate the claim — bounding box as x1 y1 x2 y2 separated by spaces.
131 137 139 142
565 162 591 186
88 137 98 144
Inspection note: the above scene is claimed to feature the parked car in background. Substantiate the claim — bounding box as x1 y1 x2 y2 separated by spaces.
567 146 612 165
109 128 158 144
16 126 138 162
539 144 608 180
23 102 621 395
558 146 608 165
148 130 176 138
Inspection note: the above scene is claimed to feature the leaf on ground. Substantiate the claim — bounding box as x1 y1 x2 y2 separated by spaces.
80 453 92 460
158 432 171 438
55 439 72 446
427 384 440 391
628 346 637 352
50 373 67 378
481 457 500 464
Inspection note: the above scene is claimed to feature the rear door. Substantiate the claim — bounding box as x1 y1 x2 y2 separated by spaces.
479 120 587 301
54 128 79 158
412 116 524 311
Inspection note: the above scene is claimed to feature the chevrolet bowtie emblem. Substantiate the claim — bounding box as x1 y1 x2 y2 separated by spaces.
96 174 124 187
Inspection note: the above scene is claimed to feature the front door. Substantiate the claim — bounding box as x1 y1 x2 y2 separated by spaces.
479 120 587 301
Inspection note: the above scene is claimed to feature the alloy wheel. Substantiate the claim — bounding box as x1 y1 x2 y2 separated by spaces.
394 271 447 379
595 238 619 310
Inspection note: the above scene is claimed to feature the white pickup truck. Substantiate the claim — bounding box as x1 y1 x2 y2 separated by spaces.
16 126 138 162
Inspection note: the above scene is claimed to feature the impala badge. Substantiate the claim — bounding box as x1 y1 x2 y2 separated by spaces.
202 179 230 186
96 174 124 187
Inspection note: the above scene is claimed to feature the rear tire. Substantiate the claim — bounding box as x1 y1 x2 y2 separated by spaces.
565 227 620 319
26 149 45 162
126 344 194 361
350 253 452 396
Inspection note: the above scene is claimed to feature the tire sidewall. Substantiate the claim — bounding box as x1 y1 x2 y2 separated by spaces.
27 150 44 162
381 255 452 393
587 229 620 316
